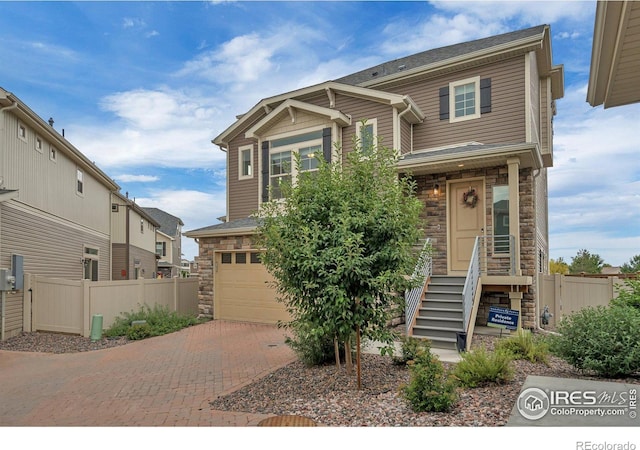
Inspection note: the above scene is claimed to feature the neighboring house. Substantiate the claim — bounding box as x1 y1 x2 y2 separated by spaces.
142 207 184 278
587 0 640 108
180 259 191 277
110 191 160 280
0 87 119 338
185 25 564 346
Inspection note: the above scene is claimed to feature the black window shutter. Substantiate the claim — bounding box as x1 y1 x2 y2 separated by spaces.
261 141 269 203
322 128 331 163
480 78 492 114
439 86 449 120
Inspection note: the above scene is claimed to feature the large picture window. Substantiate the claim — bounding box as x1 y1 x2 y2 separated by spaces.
492 185 510 254
268 130 323 200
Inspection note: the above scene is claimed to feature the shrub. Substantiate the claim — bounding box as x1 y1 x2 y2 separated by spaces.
127 323 152 340
104 304 203 339
451 346 514 388
392 335 431 365
610 279 640 310
402 350 457 412
495 329 550 365
549 304 640 378
283 320 345 367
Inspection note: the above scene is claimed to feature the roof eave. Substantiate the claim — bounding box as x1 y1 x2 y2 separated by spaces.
184 226 258 239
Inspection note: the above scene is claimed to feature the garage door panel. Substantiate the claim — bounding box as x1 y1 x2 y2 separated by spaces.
215 252 291 324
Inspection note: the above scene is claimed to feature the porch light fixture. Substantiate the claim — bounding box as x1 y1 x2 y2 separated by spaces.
434 184 440 195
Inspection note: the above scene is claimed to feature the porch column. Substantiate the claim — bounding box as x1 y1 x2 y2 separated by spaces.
507 157 522 276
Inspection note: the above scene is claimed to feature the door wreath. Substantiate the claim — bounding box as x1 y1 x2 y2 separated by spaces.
462 187 478 208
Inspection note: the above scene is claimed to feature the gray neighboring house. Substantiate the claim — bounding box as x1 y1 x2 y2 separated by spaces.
142 207 184 278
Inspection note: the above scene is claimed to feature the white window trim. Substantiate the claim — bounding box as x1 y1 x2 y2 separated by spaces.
356 118 377 151
17 121 27 143
49 146 57 162
35 135 44 153
76 168 84 196
449 76 481 123
238 144 254 180
269 137 322 201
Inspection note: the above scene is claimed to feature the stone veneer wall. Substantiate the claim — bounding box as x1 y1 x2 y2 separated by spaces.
410 166 538 329
194 234 255 318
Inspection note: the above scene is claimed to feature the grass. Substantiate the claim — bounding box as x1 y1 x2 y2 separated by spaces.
104 304 209 340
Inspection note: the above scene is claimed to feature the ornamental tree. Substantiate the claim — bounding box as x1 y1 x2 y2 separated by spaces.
256 134 424 376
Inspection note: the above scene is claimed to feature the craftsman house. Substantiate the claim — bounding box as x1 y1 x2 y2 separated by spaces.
185 25 564 348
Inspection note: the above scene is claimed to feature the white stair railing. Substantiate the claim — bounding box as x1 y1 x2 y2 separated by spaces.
405 239 432 335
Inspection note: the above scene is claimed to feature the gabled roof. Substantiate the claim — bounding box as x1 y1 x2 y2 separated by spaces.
142 207 184 237
112 191 161 228
213 81 425 147
336 25 550 87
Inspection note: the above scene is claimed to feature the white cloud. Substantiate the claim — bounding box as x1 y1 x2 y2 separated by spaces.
69 87 227 170
113 174 160 183
122 17 146 29
145 30 159 38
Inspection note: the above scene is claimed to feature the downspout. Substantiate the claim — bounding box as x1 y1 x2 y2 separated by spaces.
218 144 229 223
125 203 130 280
0 101 18 113
397 100 413 154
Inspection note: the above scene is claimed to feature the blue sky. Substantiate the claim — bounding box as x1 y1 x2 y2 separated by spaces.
1 0 639 267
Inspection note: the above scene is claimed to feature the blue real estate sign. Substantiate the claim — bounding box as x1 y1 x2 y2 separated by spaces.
487 306 519 331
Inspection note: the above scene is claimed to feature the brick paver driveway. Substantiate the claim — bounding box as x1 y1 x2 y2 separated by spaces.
0 321 296 426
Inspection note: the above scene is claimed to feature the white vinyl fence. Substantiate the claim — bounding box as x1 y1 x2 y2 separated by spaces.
539 274 630 327
23 274 199 337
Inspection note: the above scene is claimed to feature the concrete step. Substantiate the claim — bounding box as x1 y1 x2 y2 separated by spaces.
412 325 463 340
415 316 464 329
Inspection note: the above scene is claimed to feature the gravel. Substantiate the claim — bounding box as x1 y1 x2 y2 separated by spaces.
2 330 638 426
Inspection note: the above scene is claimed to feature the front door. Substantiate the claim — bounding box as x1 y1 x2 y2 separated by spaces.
448 179 485 272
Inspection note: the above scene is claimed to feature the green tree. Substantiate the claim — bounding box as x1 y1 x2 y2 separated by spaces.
257 133 424 377
621 254 640 274
549 257 569 274
569 249 604 274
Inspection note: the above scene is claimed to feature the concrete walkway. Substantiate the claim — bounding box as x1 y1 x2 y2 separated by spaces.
0 321 296 426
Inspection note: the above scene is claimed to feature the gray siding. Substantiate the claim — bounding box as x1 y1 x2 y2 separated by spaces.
380 56 527 150
1 201 110 281
112 243 157 280
528 52 540 144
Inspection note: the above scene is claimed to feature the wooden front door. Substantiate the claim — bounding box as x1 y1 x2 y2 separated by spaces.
448 180 485 272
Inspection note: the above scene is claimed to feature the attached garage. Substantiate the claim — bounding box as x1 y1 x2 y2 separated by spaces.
214 250 290 324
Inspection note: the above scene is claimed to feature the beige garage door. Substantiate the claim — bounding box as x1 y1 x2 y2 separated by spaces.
214 251 291 324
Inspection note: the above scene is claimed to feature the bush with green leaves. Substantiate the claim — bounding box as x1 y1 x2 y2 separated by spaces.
549 304 640 378
402 349 458 412
104 304 203 339
283 320 349 367
451 346 514 388
392 335 432 365
610 279 640 310
494 329 550 365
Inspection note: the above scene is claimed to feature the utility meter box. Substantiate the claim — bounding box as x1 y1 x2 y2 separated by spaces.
0 268 16 291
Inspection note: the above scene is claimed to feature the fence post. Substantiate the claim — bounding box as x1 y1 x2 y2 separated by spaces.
173 278 179 313
553 273 562 323
22 274 33 333
82 280 91 338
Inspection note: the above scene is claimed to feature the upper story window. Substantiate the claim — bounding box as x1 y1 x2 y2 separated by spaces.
268 130 323 200
156 242 166 257
35 135 43 153
239 145 253 180
50 146 57 162
17 121 27 143
440 76 492 123
356 118 377 154
76 168 84 195
450 76 481 122
140 219 144 233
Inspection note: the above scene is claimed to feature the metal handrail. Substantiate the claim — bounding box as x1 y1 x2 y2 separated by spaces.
405 239 432 335
462 234 516 332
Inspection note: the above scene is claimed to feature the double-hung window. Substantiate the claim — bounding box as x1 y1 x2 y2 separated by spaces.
356 118 377 155
450 76 481 122
269 130 323 200
239 145 253 179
